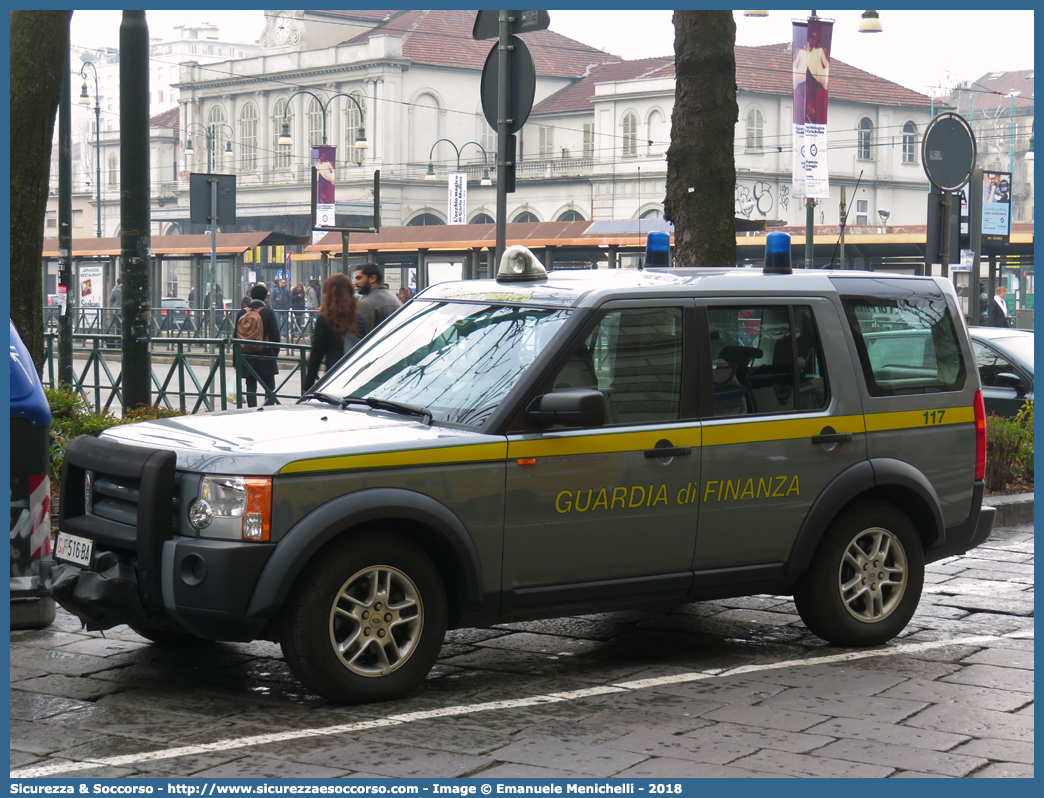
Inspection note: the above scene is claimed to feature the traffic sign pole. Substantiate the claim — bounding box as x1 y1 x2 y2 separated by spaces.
495 11 512 270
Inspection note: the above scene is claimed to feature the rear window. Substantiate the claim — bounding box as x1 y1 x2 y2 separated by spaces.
838 280 966 397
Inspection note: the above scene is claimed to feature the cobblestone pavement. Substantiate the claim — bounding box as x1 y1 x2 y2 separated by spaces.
11 524 1033 779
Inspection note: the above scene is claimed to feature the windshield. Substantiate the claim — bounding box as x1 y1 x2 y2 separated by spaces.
991 334 1034 368
318 300 572 425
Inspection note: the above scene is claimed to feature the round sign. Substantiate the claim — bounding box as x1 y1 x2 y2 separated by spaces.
921 113 976 191
480 35 536 136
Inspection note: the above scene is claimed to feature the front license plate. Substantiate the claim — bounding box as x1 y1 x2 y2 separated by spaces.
54 531 94 567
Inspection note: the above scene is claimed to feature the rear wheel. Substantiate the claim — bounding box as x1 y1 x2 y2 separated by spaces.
794 501 924 646
280 533 447 704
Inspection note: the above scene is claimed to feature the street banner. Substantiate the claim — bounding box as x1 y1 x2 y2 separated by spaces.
792 19 833 199
313 145 336 228
448 172 467 224
981 170 1012 244
79 264 104 325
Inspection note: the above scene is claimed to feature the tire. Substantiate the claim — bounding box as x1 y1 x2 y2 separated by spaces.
279 533 447 704
794 501 924 647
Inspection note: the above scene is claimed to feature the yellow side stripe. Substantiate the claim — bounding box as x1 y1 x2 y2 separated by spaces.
864 406 975 432
509 427 702 459
280 442 507 474
280 406 975 473
703 414 865 447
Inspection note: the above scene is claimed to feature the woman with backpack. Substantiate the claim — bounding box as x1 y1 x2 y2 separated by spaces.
304 273 363 392
235 283 281 407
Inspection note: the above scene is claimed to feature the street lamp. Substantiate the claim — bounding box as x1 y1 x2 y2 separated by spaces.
184 122 234 174
276 89 368 155
743 9 883 268
425 139 493 185
78 61 102 237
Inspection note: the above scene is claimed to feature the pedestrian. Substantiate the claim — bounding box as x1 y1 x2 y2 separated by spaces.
304 273 363 392
291 281 307 330
397 286 414 304
354 263 401 335
235 283 281 407
272 277 292 333
108 278 122 345
188 285 195 306
988 286 1011 328
306 278 320 311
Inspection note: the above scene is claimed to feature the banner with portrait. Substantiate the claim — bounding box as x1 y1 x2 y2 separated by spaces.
448 172 467 225
79 264 104 327
981 170 1012 244
313 145 336 228
792 18 833 199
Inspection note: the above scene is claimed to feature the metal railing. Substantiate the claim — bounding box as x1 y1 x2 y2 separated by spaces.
44 306 320 346
44 333 313 414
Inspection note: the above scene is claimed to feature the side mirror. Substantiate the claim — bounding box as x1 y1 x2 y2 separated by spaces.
994 372 1026 393
527 388 607 429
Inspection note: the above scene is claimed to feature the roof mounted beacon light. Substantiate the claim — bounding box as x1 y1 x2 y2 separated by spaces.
643 231 671 269
763 231 792 275
496 245 548 282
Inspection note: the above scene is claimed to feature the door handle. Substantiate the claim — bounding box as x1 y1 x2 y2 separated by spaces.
811 430 852 445
645 445 692 459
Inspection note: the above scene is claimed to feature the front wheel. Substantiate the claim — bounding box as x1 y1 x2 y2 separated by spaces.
794 501 924 647
280 533 447 703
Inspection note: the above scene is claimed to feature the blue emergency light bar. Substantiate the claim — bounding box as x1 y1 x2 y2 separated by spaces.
643 231 671 268
763 231 792 274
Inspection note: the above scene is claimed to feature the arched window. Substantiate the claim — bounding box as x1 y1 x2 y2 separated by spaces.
207 106 228 170
647 109 665 156
343 91 365 154
240 103 258 171
406 213 445 226
308 98 324 148
902 121 918 164
557 210 585 222
513 211 539 223
470 212 495 225
858 117 874 160
411 93 440 163
745 108 764 152
477 106 495 158
640 208 664 219
107 153 118 188
621 112 637 158
273 99 293 168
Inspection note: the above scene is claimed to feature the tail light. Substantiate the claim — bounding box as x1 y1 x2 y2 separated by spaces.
973 389 986 481
160 309 168 315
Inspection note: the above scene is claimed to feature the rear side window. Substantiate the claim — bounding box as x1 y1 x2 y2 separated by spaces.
708 305 828 417
839 284 966 397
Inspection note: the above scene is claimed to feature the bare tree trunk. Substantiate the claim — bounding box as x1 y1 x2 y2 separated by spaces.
664 10 738 267
10 10 72 375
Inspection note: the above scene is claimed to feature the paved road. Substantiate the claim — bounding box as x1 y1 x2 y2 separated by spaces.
10 523 1033 779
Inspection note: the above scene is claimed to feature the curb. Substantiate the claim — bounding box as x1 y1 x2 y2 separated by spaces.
983 492 1034 527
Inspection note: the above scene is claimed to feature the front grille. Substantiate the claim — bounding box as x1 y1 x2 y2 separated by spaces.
88 471 180 534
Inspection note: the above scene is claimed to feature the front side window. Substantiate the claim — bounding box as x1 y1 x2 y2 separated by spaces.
840 281 967 397
319 301 572 426
974 341 1028 388
551 307 683 425
709 305 828 417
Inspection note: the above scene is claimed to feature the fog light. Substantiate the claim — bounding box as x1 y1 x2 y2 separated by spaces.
188 498 213 530
243 512 264 539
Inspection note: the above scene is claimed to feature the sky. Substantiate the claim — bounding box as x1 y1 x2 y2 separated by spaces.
69 9 1034 98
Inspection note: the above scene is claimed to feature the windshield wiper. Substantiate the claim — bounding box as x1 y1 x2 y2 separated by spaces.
300 391 344 407
342 395 433 426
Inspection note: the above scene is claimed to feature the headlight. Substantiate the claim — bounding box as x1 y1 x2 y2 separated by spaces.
195 476 272 541
201 476 248 517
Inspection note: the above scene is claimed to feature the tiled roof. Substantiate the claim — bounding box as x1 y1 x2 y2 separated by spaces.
533 58 674 114
534 42 933 115
308 10 399 23
150 107 180 134
341 9 620 78
948 70 1034 116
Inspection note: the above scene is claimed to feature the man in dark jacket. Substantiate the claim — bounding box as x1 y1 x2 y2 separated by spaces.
354 263 401 335
988 286 1011 328
235 283 281 407
271 277 292 333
